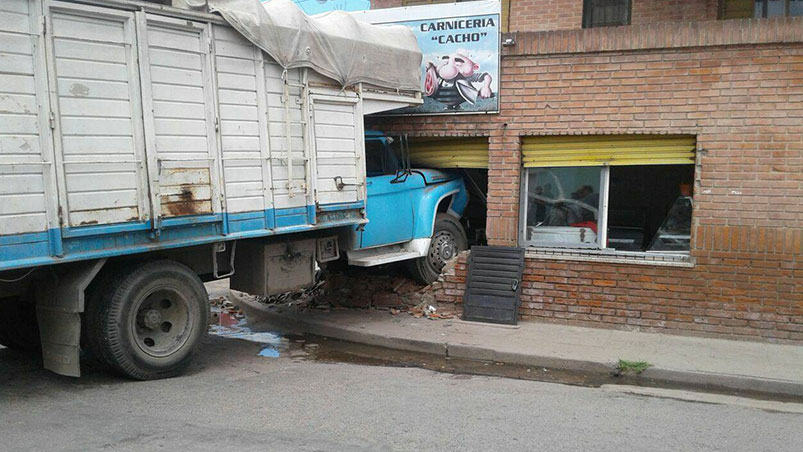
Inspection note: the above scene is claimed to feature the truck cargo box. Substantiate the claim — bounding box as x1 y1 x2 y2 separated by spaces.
0 0 421 271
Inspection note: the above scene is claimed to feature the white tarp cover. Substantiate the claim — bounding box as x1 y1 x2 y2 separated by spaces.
206 0 422 91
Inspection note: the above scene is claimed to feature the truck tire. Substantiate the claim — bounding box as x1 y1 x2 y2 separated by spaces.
0 296 40 352
409 214 468 285
84 260 209 380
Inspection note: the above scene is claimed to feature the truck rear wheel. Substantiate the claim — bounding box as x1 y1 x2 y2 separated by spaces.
409 214 468 284
85 260 209 380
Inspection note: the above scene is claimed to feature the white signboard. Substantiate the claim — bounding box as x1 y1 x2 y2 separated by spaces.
353 1 501 115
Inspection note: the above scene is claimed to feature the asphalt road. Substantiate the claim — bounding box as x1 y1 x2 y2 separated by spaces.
1 332 802 452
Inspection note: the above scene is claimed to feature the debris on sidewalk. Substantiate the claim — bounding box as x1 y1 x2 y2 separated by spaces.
244 259 463 320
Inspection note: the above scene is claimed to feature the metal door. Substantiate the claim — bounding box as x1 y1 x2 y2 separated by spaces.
211 24 273 226
44 0 149 227
136 12 221 223
310 95 363 206
0 0 59 240
263 63 312 227
462 246 525 325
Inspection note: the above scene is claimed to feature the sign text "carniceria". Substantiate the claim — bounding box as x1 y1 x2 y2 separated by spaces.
419 18 496 33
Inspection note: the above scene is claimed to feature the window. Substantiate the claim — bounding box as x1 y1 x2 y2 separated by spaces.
583 0 632 28
720 0 803 19
755 0 803 16
365 137 402 176
520 135 695 255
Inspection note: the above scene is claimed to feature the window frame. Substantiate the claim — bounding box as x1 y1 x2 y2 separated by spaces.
519 165 692 257
582 0 633 29
519 166 610 250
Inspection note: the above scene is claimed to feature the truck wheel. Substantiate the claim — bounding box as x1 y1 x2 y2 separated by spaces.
85 260 209 380
409 214 468 284
0 296 40 352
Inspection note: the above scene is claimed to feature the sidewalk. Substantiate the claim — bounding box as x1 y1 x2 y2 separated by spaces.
233 293 803 398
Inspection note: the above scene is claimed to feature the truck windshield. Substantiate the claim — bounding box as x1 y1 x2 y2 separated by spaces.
365 138 401 176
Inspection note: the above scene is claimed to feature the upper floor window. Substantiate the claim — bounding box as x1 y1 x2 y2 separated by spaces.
720 0 803 19
583 0 632 28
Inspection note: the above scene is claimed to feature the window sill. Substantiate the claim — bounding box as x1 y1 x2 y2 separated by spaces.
524 247 694 268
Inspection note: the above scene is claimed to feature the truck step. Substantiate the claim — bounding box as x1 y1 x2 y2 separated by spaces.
347 239 430 267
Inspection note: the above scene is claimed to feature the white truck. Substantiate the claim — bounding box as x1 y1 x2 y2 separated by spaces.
0 0 426 379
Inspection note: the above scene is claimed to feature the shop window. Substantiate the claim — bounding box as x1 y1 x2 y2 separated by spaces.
720 0 803 19
520 135 695 255
583 0 631 28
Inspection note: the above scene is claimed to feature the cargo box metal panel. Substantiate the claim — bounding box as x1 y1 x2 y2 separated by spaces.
0 0 420 272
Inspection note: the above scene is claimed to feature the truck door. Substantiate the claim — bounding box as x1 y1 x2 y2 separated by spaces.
44 1 150 227
136 13 221 223
263 64 313 228
310 95 363 206
359 138 419 248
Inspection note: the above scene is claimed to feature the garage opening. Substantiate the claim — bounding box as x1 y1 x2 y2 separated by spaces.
407 136 489 246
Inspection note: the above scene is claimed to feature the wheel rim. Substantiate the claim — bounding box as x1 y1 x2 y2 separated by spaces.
132 287 193 358
428 230 457 273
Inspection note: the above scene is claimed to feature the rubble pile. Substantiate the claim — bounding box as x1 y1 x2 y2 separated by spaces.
253 261 463 319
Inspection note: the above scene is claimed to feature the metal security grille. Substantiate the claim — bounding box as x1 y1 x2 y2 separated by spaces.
462 246 525 325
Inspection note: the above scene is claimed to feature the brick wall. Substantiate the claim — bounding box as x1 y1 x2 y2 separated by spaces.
372 18 803 343
509 0 583 32
369 1 719 32
631 0 719 25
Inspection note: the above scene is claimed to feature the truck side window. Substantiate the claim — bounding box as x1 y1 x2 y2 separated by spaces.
365 138 402 176
365 139 384 176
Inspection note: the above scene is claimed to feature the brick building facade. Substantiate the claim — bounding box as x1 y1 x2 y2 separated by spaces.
369 1 803 342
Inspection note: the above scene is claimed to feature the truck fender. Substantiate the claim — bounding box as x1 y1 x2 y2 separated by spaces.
413 181 469 239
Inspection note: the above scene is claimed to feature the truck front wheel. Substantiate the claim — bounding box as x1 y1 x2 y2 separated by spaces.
409 214 468 284
85 260 209 380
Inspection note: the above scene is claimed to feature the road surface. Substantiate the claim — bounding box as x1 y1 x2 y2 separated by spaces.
1 329 801 452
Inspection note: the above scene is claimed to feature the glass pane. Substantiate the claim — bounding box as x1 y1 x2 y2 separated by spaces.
755 0 788 17
767 0 787 16
365 139 384 176
606 165 693 252
791 0 803 16
587 0 630 27
648 197 693 253
525 167 602 247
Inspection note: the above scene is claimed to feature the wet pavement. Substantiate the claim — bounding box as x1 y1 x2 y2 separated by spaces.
206 283 803 404
206 280 615 388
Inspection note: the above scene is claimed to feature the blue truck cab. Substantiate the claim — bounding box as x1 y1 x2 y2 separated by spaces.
345 131 469 283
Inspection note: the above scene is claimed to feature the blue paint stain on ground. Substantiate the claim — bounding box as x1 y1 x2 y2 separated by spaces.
209 305 286 358
257 347 280 358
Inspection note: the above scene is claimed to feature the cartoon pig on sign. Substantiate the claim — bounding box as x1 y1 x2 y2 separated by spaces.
424 52 493 110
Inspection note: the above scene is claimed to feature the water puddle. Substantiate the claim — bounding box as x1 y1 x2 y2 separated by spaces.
209 306 288 358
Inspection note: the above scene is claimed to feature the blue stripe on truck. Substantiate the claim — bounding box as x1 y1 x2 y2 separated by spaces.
0 203 365 272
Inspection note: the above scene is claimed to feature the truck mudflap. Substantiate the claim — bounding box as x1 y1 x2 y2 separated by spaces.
36 259 106 377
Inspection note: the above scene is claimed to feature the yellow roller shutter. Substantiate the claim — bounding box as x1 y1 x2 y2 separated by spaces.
408 137 489 169
521 135 696 168
720 0 755 19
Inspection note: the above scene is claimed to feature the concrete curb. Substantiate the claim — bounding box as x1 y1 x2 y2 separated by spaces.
234 294 803 398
